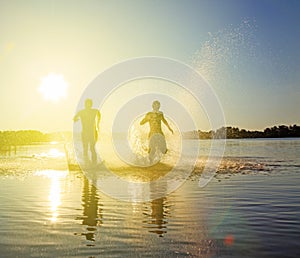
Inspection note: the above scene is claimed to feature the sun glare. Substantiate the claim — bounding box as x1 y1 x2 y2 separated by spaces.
38 73 68 102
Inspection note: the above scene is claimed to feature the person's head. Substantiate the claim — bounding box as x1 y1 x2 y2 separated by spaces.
152 100 160 111
85 98 93 109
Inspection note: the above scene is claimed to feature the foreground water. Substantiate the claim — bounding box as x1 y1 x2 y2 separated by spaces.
0 139 300 257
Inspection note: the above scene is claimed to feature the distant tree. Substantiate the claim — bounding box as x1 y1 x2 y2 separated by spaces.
0 130 52 146
193 124 300 139
215 127 226 139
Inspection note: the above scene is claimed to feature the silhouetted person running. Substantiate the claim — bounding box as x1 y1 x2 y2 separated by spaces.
74 98 100 165
140 100 173 163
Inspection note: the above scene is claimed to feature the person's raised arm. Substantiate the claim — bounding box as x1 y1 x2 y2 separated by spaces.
140 113 149 125
73 112 80 122
96 110 101 131
162 115 174 134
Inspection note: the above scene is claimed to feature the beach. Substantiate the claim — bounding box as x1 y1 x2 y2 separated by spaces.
0 138 300 257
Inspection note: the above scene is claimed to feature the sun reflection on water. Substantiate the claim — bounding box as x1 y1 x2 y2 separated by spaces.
34 170 68 222
35 148 66 158
48 148 65 158
49 175 61 222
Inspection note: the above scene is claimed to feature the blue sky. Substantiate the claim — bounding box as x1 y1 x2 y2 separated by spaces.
0 0 299 131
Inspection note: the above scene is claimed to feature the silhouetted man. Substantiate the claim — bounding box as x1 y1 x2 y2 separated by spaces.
74 98 100 165
140 100 173 162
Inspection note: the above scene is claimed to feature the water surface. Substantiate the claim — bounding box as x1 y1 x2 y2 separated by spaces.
0 139 299 257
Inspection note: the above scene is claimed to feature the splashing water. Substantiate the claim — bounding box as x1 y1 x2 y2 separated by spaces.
191 19 259 84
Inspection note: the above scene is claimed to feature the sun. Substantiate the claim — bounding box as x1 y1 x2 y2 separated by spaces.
38 73 68 102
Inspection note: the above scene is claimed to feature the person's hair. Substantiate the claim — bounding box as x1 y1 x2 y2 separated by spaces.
152 100 160 109
85 98 93 108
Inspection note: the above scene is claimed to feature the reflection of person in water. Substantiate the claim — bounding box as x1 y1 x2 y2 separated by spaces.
140 100 173 162
149 197 167 237
73 98 101 165
81 176 102 242
146 181 168 237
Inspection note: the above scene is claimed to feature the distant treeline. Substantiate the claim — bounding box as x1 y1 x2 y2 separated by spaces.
184 124 300 139
0 130 70 146
1 125 300 146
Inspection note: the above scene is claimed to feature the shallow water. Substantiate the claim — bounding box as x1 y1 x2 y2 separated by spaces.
0 139 300 257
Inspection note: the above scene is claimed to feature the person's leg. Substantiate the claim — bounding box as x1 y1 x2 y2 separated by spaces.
83 142 89 164
82 134 89 164
160 136 167 154
90 138 97 165
149 134 158 164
